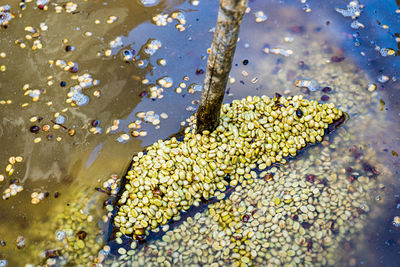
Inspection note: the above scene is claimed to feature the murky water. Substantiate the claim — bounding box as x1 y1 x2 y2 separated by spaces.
0 0 399 266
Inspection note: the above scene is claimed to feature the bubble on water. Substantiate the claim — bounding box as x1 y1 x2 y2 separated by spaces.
69 86 90 106
350 20 364 29
190 0 200 6
379 48 395 57
72 92 89 106
144 39 162 55
55 115 66 124
335 0 362 19
254 11 267 23
55 230 66 241
140 0 160 7
377 74 389 83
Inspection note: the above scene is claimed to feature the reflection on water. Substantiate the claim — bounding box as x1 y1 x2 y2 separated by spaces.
0 0 399 266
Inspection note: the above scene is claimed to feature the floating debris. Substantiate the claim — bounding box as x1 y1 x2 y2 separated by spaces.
27 89 42 102
190 0 200 6
65 73 98 106
141 111 160 124
137 59 149 69
157 76 173 88
109 36 123 49
65 2 78 13
152 13 168 26
106 16 118 24
2 182 24 200
31 192 45 204
367 83 377 92
102 174 120 195
187 83 202 94
114 95 344 240
335 0 362 19
122 49 135 61
294 79 320 91
0 5 13 29
36 0 51 9
140 0 160 7
152 10 186 30
157 58 167 66
16 236 25 249
186 106 196 111
264 47 293 57
379 48 395 57
68 86 90 106
117 134 130 143
330 55 345 62
284 36 294 43
254 11 267 23
350 20 364 29
171 11 186 25
55 115 66 124
393 216 400 227
55 230 66 241
106 120 120 133
77 73 99 88
377 74 389 83
144 39 162 55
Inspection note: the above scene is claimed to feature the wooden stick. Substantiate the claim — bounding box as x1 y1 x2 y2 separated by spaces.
196 0 248 134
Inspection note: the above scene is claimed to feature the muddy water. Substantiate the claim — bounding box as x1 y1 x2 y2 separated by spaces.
0 0 399 266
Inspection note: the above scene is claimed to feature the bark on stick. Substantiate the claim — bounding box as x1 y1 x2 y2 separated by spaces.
196 0 248 134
